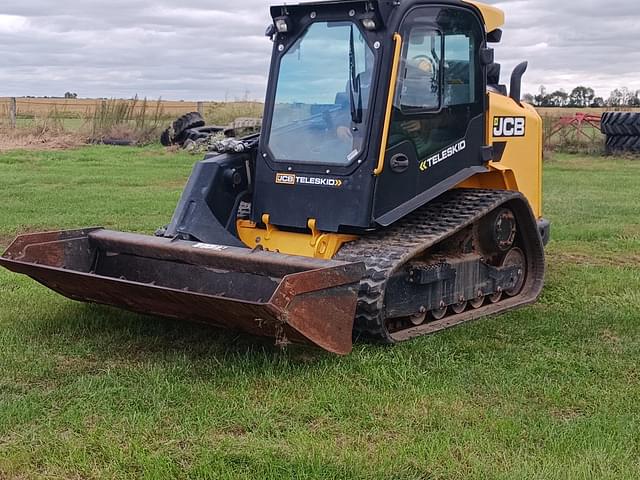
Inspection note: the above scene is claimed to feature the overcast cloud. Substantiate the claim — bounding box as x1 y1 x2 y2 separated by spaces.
1 0 639 100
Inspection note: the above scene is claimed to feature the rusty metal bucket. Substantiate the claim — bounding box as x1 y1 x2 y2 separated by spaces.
0 228 365 355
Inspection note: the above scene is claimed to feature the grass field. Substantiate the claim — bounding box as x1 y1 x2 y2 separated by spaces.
1 146 639 479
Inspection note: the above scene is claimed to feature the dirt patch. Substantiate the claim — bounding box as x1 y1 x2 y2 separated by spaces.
0 127 86 152
548 251 640 268
550 407 583 423
54 354 136 376
159 179 188 189
600 329 621 343
621 225 640 239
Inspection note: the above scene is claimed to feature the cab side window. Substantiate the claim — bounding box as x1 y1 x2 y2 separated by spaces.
398 28 443 112
387 7 484 162
444 34 476 106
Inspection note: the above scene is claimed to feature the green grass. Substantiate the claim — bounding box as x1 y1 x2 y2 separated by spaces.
0 146 193 241
1 147 639 479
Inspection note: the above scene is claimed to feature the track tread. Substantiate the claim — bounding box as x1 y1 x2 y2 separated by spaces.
335 189 544 342
601 111 640 136
606 135 640 153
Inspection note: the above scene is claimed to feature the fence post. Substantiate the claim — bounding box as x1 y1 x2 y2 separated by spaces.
196 101 204 116
9 97 17 128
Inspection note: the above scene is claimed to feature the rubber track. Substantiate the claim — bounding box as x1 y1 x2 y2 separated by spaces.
335 189 544 343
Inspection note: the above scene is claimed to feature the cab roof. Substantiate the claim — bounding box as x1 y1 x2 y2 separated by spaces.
462 1 505 32
272 0 505 33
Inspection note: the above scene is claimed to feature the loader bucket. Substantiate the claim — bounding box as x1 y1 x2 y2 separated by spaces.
0 228 365 355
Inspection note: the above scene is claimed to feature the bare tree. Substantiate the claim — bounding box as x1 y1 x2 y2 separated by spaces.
569 86 595 108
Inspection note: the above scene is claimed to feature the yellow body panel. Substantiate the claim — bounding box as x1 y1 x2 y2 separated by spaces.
458 93 543 219
236 218 358 260
462 1 505 32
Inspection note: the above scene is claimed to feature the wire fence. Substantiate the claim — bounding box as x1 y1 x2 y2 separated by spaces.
0 97 263 130
0 97 264 147
0 97 17 127
0 97 208 124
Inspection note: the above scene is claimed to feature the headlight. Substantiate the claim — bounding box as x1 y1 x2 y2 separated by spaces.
361 13 381 31
274 16 292 34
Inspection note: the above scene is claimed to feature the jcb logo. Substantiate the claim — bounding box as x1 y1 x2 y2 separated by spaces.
275 173 296 185
275 173 344 188
493 117 526 137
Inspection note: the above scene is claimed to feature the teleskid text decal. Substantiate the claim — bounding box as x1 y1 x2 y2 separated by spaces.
493 116 526 137
419 140 467 172
276 173 343 188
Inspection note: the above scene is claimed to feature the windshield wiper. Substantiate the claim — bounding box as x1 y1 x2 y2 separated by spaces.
349 25 363 124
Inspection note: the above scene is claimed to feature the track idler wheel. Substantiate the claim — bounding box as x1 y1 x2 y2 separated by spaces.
477 208 517 254
489 290 503 304
410 310 427 326
431 306 447 320
503 247 526 297
451 301 468 314
470 295 484 309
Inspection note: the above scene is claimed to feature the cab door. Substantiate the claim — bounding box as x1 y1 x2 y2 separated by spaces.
373 5 487 226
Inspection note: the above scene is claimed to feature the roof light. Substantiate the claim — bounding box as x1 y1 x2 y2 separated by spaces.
274 16 292 34
361 18 377 30
361 13 381 31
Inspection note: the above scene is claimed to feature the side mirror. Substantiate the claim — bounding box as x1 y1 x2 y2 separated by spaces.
510 61 528 105
265 24 276 41
487 29 503 43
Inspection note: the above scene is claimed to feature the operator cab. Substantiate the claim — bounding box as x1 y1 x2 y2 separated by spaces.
253 0 499 233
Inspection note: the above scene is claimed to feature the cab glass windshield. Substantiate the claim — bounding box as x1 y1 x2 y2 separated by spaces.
267 22 376 166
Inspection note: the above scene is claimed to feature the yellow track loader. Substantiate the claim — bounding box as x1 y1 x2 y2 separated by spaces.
1 0 549 355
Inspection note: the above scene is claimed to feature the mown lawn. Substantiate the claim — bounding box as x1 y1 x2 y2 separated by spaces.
1 147 639 479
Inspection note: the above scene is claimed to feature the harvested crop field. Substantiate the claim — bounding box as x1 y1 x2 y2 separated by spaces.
0 127 85 152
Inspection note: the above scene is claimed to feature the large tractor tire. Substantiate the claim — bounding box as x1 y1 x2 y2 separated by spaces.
601 112 640 136
174 112 205 136
172 112 205 144
160 112 206 146
160 128 172 146
606 135 640 154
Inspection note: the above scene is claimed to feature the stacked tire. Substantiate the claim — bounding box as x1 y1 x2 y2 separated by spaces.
160 112 206 147
600 112 640 154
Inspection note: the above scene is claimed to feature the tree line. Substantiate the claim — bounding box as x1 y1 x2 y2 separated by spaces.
522 86 640 108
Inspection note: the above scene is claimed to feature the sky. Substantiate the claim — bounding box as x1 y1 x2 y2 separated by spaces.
1 0 639 101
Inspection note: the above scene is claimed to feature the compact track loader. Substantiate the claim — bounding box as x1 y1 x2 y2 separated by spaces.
1 0 549 355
